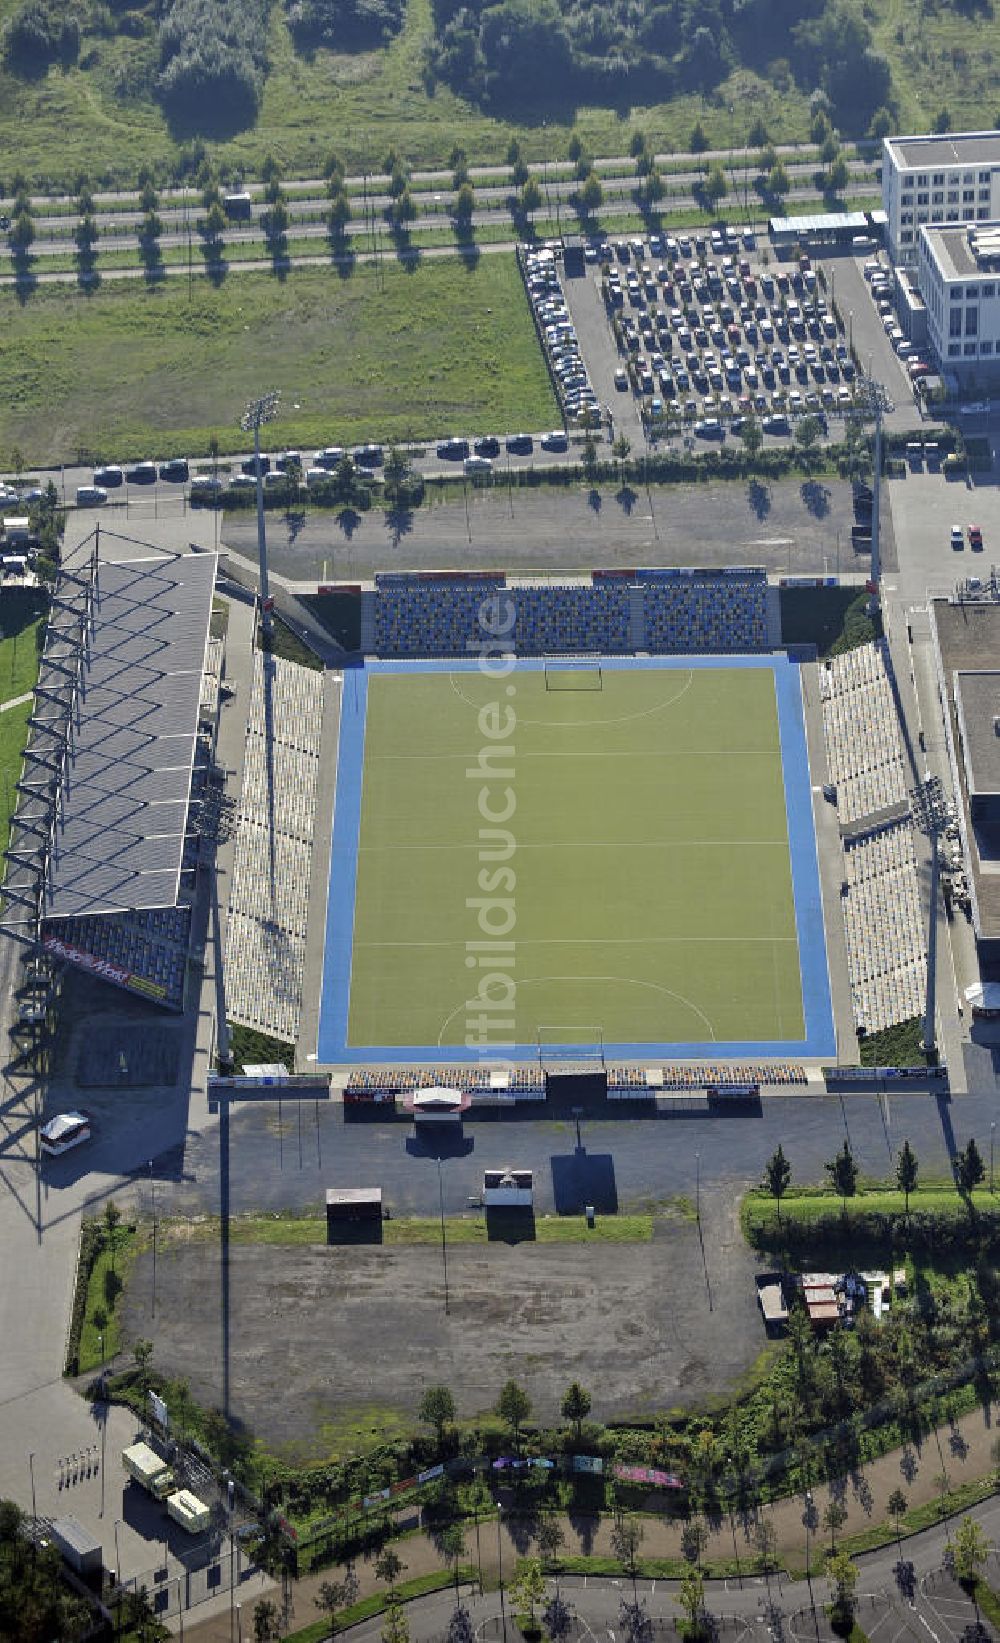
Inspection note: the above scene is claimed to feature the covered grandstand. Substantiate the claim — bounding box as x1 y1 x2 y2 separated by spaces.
2 531 221 1011
372 568 774 657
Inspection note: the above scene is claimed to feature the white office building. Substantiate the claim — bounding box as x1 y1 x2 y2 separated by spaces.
918 221 1000 383
882 131 1000 267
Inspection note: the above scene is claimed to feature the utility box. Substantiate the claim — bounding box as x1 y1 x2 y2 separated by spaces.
49 1516 102 1577
326 1187 382 1240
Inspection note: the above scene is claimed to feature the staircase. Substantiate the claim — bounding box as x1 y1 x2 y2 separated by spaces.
627 584 646 651
359 591 377 654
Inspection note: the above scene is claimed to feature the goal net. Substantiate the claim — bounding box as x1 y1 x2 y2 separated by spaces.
543 657 603 691
536 1025 606 1069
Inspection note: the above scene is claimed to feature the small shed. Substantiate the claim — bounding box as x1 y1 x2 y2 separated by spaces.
404 1085 470 1123
483 1168 533 1208
326 1186 382 1228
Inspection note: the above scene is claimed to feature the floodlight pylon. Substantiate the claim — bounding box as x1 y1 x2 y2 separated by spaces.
909 774 950 1057
240 391 280 639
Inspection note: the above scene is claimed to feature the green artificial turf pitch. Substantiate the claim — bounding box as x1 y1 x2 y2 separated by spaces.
346 664 805 1050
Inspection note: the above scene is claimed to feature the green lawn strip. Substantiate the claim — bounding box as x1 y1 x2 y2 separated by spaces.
970 1580 1000 1632
743 1183 992 1235
162 1212 653 1248
284 1569 479 1642
0 255 555 464
824 1474 999 1571
554 1553 750 1581
77 1227 141 1375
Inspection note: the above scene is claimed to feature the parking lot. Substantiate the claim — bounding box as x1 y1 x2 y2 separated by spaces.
560 227 861 446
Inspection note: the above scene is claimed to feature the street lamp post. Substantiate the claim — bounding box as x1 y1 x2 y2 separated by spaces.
437 1156 450 1315
991 1121 995 1193
853 369 892 592
149 1158 157 1319
497 1506 509 1643
909 775 951 1057
240 391 281 641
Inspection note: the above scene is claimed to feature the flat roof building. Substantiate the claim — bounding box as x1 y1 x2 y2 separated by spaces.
918 221 1000 383
882 130 1000 268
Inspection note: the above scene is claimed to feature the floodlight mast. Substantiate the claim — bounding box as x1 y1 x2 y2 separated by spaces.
909 774 951 1057
240 391 280 639
852 371 892 593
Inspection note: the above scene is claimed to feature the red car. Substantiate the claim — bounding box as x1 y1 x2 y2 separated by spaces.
969 525 984 551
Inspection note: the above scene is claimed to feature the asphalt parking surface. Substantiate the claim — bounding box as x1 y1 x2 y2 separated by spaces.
120 1189 760 1452
221 476 864 581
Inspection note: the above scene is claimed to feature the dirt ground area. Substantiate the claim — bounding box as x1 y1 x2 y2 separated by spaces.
121 1196 762 1457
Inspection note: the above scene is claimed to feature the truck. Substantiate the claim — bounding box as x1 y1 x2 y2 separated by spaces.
122 1441 175 1500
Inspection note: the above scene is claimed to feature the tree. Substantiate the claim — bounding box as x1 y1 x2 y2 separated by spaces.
520 178 542 215
391 188 416 226
768 162 790 200
763 1144 791 1216
437 1522 466 1594
510 1556 545 1624
9 211 34 252
74 215 98 253
678 1565 706 1635
261 152 282 184
202 201 226 243
952 1516 990 1586
702 164 727 212
104 1199 122 1269
496 1379 531 1447
870 107 892 140
537 1514 565 1569
315 1568 359 1634
543 1592 573 1642
325 150 346 184
689 121 709 154
612 433 631 481
887 1488 908 1555
381 1602 410 1643
826 1140 858 1207
796 415 822 463
506 136 523 167
561 1381 591 1436
139 180 158 214
748 116 769 148
419 1384 455 1446
741 414 764 461
454 182 475 223
932 107 952 134
328 190 352 237
681 1518 708 1566
567 134 583 163
610 1514 643 1593
639 168 664 209
579 171 603 213
826 1548 858 1625
447 1606 475 1643
823 1499 848 1550
375 1548 405 1594
956 1138 985 1197
629 129 648 159
827 155 849 194
254 1597 281 1642
896 1140 918 1212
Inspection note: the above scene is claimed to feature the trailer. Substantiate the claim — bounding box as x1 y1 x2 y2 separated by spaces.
122 1441 175 1500
167 1489 211 1534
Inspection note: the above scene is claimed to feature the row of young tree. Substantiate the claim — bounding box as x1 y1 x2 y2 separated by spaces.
763 1134 990 1215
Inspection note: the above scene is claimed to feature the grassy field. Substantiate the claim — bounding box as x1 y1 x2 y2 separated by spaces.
1 0 997 185
743 1181 996 1237
163 1211 654 1247
343 663 804 1050
0 256 556 465
0 590 46 849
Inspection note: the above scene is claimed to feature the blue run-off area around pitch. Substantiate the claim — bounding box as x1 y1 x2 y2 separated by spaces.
316 655 837 1065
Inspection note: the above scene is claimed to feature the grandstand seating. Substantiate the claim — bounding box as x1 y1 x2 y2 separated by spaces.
818 642 908 824
817 640 927 1037
344 1062 806 1103
841 820 926 1036
372 572 770 658
642 575 768 654
44 905 191 1010
225 653 324 1044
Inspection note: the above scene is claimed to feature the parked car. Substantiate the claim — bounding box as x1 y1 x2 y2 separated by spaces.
506 434 533 455
969 524 984 551
464 455 493 475
436 437 469 460
40 1111 92 1158
353 444 383 468
474 436 500 458
76 485 107 506
951 524 965 550
125 461 157 484
540 430 568 452
189 476 223 496
93 465 124 488
158 458 189 483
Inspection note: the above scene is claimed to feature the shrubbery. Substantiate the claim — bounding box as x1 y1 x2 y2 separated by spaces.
156 0 271 129
286 0 404 50
3 0 80 72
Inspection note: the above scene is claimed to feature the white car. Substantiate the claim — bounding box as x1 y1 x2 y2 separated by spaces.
40 1111 92 1157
